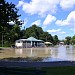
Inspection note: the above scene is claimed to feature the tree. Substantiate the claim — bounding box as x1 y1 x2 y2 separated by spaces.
25 24 43 39
0 0 22 33
53 35 59 45
65 36 71 45
0 0 22 46
23 24 55 44
10 24 21 43
47 34 54 43
71 35 75 45
39 32 52 42
39 32 48 41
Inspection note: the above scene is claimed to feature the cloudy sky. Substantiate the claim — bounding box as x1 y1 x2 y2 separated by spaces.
6 0 75 40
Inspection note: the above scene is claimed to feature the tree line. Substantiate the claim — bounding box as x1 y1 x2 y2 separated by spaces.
61 36 75 45
21 24 59 45
0 23 60 47
0 0 75 47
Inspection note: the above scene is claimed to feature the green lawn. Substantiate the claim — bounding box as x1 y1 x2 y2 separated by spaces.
0 66 75 75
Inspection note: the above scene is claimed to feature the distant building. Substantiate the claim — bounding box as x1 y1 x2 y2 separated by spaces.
15 37 45 48
59 42 64 45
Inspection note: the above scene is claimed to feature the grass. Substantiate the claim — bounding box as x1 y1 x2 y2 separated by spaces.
42 66 75 75
0 66 75 75
0 47 10 50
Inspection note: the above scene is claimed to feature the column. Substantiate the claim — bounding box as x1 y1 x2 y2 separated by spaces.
31 41 32 47
26 41 27 48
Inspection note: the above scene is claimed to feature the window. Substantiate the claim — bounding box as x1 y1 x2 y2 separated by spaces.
17 41 20 43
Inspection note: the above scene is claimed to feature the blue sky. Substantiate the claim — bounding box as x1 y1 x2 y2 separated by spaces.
6 0 75 40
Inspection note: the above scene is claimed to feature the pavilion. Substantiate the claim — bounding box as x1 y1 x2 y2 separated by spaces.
15 37 45 48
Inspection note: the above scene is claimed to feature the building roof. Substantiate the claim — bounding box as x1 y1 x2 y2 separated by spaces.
27 37 43 42
27 37 38 41
16 37 43 42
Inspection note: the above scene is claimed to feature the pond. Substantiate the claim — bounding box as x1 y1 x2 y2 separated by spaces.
0 45 75 62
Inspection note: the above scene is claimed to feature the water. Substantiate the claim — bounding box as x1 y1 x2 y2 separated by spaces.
0 45 75 61
0 45 75 75
43 45 75 62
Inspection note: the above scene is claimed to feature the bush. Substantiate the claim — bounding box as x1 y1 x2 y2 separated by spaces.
3 41 11 47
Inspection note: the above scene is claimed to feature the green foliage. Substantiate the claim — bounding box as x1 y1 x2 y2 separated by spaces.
53 35 59 45
0 0 21 33
65 36 71 45
24 24 43 39
10 24 21 42
21 24 59 45
0 0 21 32
71 35 75 45
39 32 49 41
0 0 22 47
0 23 60 47
3 41 10 47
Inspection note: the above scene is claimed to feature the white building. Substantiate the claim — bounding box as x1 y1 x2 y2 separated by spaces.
15 37 45 48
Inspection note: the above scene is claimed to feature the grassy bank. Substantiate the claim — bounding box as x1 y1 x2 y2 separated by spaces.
0 66 75 75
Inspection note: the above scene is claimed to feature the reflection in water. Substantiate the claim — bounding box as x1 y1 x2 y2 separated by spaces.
15 48 23 55
57 46 66 59
15 48 51 58
50 45 75 61
0 45 75 61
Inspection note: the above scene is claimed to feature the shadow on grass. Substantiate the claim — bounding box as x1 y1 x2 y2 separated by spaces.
0 67 46 75
0 66 75 75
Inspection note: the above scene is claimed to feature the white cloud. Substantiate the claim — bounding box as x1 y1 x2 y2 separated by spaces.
60 0 75 9
31 20 41 26
56 10 75 26
16 0 24 7
47 29 61 33
43 14 56 25
55 20 69 26
17 0 60 16
47 29 66 34
16 0 75 16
